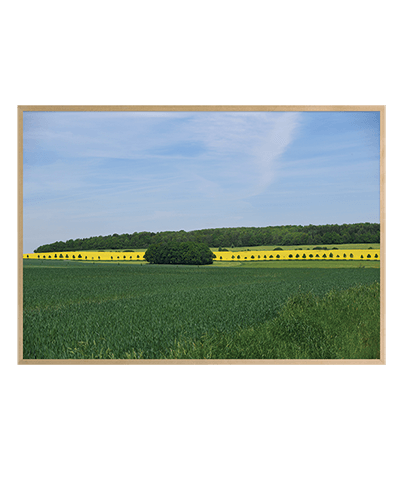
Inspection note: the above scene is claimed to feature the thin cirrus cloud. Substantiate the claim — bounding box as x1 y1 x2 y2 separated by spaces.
164 111 302 200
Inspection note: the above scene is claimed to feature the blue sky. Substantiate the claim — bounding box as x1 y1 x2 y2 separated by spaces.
23 110 380 253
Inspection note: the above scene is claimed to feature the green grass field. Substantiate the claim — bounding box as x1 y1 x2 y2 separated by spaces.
23 259 380 360
210 260 379 268
44 243 380 253
220 243 380 251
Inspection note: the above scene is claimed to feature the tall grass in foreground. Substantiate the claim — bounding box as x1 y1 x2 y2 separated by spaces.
53 282 380 360
165 282 380 359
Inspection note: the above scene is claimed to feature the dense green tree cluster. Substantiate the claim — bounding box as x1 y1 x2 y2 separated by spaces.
34 222 380 253
144 241 214 265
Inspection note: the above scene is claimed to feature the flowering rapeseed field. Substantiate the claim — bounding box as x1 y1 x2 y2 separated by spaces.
23 251 147 261
23 248 380 262
212 249 380 261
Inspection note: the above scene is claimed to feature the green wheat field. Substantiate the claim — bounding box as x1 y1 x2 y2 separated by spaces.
23 258 380 360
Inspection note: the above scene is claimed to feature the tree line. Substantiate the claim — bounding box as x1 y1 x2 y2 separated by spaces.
34 222 380 253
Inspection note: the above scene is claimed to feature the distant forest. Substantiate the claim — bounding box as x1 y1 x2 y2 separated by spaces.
34 223 380 253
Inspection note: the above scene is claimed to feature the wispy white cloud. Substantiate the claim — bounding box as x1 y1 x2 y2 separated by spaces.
171 111 302 199
252 112 301 193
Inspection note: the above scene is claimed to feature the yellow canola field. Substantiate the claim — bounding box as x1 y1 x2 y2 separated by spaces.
23 249 380 261
212 249 380 261
23 251 147 261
